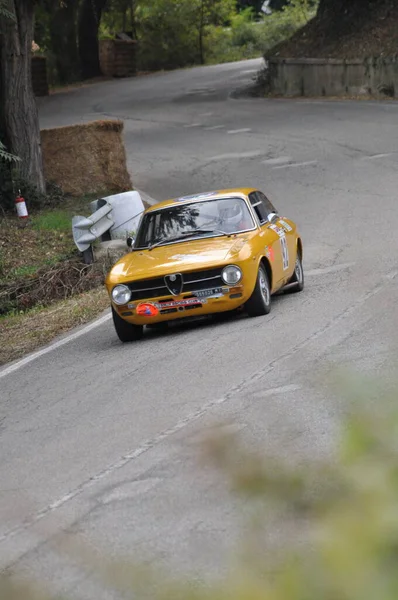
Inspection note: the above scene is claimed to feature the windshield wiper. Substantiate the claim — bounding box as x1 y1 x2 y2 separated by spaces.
148 228 230 250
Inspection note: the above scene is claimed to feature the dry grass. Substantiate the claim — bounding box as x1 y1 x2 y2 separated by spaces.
0 287 109 366
41 119 132 196
0 203 107 315
269 0 398 58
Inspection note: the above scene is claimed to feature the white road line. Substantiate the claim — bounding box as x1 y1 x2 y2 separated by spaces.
361 153 395 160
262 156 292 165
227 128 252 134
183 123 202 128
209 150 264 161
253 384 302 398
198 112 213 117
204 125 225 130
273 160 317 170
306 262 355 276
0 313 111 380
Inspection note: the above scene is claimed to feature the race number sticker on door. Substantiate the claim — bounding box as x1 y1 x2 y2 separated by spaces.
280 235 289 270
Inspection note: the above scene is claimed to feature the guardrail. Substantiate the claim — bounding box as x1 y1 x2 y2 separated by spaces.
72 190 145 264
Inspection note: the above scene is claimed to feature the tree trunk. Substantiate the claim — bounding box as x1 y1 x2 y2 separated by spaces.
78 0 107 79
198 0 204 65
0 0 45 193
49 0 79 84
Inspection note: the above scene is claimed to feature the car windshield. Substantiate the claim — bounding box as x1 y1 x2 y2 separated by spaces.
134 197 255 249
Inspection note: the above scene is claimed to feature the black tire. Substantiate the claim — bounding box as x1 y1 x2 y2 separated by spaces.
245 265 271 317
146 322 169 332
112 307 144 342
286 252 304 293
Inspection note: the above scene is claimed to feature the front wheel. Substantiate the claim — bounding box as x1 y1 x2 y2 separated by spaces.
245 265 271 317
112 307 144 342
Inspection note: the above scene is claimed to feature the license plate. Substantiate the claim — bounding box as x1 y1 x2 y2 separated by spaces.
193 287 226 298
156 297 205 309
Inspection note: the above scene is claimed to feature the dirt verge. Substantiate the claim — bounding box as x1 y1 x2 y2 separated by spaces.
0 288 110 367
268 1 398 59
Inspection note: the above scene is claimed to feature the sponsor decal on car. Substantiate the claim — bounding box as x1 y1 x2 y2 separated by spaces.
280 236 289 270
136 303 159 316
155 297 207 309
278 219 293 232
265 245 274 262
270 224 285 238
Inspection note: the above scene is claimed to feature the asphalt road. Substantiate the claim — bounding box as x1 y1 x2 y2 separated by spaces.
1 58 398 597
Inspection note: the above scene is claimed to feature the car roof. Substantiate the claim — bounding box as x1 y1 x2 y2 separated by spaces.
144 187 257 213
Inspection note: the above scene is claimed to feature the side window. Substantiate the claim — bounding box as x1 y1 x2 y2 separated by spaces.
249 192 277 225
256 191 277 216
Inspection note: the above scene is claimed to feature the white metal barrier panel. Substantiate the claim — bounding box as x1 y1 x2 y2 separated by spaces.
72 203 114 253
72 190 146 263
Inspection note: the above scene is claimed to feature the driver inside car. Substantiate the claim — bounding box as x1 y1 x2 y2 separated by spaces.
220 199 252 233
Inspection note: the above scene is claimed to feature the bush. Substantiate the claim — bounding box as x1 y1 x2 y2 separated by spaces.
0 176 66 215
205 0 318 65
136 0 200 70
132 0 235 71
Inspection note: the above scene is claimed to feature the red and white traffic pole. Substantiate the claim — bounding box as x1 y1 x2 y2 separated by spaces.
15 191 29 220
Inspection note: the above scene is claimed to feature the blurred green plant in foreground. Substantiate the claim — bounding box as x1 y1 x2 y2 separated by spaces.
2 371 398 599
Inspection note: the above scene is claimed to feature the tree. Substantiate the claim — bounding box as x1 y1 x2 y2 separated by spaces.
195 0 235 64
78 0 108 78
48 0 80 84
0 0 45 193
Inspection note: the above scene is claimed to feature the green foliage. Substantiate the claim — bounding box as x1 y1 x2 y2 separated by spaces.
0 177 66 214
36 0 317 81
0 0 15 21
100 0 235 71
14 179 65 211
135 0 201 70
0 140 20 164
205 0 318 64
31 209 73 232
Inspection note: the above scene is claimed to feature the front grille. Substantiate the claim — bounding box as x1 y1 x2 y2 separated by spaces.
127 267 223 301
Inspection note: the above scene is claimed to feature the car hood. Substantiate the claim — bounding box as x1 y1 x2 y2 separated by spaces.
109 234 252 282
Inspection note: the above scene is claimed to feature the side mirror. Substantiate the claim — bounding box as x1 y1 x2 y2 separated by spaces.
126 236 134 248
267 212 278 223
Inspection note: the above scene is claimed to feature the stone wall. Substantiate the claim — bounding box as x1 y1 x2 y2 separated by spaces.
99 40 138 78
265 57 398 97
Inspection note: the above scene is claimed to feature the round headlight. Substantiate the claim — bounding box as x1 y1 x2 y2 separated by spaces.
222 265 242 285
111 284 131 305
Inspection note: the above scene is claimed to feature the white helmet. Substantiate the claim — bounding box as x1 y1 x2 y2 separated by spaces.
220 199 244 227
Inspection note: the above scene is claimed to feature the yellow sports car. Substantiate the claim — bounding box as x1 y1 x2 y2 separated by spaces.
105 188 303 342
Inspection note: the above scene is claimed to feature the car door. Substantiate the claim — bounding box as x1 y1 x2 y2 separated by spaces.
248 191 293 286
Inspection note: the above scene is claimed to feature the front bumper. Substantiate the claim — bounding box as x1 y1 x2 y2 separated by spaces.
112 285 248 325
